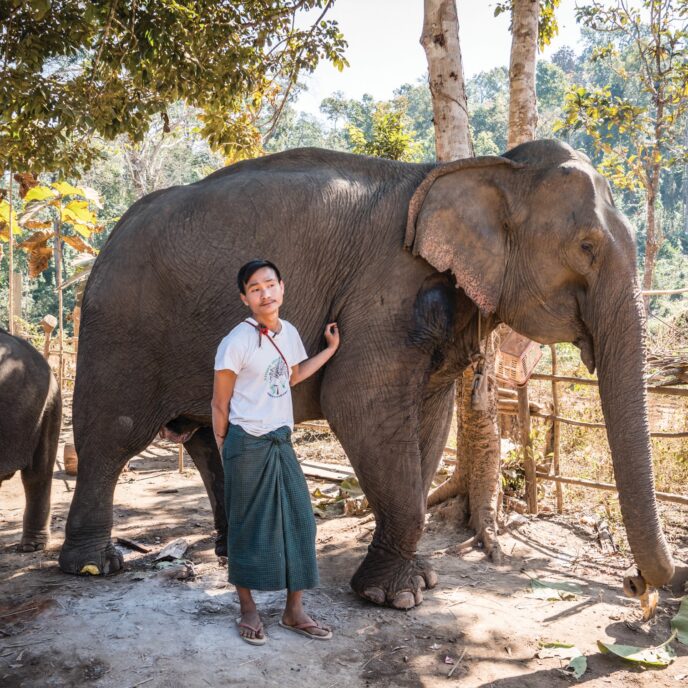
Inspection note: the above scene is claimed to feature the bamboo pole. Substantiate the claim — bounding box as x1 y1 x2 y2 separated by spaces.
550 345 563 513
530 372 688 398
7 170 14 334
518 384 537 514
642 288 688 295
535 472 688 507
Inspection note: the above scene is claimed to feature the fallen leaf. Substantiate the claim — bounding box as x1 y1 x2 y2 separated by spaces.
566 655 587 679
530 579 583 600
597 634 676 667
671 597 688 645
537 641 580 660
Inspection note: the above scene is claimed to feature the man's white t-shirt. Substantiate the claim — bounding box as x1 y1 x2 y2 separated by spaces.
214 317 309 436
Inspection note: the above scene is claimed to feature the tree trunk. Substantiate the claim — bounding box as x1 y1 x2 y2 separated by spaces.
420 0 472 160
507 0 539 149
642 181 661 313
683 121 688 238
7 171 14 334
55 218 63 390
421 0 502 559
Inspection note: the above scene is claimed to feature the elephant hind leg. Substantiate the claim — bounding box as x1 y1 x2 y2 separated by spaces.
183 427 227 557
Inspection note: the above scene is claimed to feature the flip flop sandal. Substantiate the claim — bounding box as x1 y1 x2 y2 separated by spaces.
236 617 266 645
279 620 333 641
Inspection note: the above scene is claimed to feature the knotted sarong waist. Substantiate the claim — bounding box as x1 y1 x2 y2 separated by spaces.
222 424 319 591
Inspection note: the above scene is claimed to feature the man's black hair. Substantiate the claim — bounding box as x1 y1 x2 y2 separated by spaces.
237 259 282 294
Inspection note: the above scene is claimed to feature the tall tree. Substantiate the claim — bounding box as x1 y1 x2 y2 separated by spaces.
420 0 472 158
508 0 541 147
558 0 688 311
421 0 502 561
0 0 347 177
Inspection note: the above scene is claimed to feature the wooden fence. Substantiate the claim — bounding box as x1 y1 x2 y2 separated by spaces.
506 347 688 514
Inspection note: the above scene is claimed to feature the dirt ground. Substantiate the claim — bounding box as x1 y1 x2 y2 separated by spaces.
2 399 688 687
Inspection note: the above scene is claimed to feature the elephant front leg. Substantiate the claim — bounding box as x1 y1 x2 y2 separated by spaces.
19 465 53 552
350 506 439 610
322 360 438 609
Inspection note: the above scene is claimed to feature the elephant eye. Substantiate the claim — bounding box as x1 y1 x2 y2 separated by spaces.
581 241 596 264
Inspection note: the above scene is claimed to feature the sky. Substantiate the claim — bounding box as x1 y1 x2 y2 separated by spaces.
296 0 582 116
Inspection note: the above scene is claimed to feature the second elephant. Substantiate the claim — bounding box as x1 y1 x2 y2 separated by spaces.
0 329 62 551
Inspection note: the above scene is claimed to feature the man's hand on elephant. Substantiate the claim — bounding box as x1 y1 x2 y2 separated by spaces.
324 322 339 351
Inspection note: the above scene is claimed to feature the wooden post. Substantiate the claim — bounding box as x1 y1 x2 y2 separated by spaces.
178 444 184 473
7 170 14 334
550 345 563 513
54 216 63 389
518 383 537 514
73 304 81 354
10 270 21 327
40 314 57 360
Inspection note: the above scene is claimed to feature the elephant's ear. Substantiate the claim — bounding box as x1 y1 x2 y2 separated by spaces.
405 157 522 315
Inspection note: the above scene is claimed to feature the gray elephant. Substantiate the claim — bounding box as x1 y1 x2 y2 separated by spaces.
0 328 62 551
59 140 674 608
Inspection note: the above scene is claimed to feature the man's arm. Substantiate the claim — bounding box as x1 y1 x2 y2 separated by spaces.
290 323 339 386
211 369 237 452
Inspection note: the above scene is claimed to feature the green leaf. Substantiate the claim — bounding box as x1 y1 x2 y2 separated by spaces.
537 642 579 659
24 185 58 203
340 476 363 495
62 200 97 227
529 579 584 600
566 655 587 679
597 635 676 667
51 181 86 197
671 597 688 645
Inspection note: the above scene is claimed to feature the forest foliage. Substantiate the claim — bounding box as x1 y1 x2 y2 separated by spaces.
1 1 688 332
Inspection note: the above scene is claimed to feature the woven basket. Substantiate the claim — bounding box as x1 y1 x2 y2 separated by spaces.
495 331 542 386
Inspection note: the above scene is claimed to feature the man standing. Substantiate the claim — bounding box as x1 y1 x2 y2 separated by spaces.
212 259 339 645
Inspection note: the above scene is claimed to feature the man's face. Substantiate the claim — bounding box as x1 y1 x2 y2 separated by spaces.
240 267 284 318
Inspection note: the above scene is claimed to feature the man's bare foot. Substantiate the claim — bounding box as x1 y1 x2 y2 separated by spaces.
237 609 265 644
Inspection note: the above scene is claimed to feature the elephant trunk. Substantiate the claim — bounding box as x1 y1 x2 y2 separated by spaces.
592 289 674 588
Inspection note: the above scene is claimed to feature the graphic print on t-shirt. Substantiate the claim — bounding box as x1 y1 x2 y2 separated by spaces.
265 356 290 398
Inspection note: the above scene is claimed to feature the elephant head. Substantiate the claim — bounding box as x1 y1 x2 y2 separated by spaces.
406 139 674 589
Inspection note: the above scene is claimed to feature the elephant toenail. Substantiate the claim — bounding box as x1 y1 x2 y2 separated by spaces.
425 570 439 589
414 575 426 590
414 588 424 606
392 591 415 610
363 587 386 605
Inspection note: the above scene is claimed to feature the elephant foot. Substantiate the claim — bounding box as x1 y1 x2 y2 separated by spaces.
58 540 124 576
18 533 49 552
350 545 438 609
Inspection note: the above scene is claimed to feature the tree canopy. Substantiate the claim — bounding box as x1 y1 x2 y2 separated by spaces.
0 0 347 175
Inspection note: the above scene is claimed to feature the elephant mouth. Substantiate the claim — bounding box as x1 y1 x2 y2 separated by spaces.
574 329 596 373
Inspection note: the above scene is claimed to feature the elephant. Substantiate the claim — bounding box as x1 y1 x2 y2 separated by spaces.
58 139 674 608
0 328 62 551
